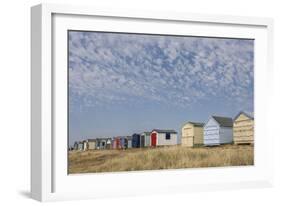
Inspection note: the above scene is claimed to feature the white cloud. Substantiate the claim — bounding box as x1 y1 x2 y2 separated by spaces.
68 31 254 110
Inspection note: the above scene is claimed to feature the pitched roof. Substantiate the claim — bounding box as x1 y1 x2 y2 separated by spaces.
126 136 132 139
96 137 109 141
187 121 204 127
212 116 233 127
234 111 254 121
86 139 97 142
152 129 177 134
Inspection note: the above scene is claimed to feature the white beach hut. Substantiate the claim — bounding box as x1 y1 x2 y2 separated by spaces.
204 116 233 146
150 129 178 147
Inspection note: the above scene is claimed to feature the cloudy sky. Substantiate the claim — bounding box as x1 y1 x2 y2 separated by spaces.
68 31 254 146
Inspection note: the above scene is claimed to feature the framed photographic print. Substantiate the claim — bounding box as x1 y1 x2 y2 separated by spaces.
31 3 274 201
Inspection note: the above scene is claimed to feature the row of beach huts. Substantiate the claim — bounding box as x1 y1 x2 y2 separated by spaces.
73 130 178 150
71 111 254 151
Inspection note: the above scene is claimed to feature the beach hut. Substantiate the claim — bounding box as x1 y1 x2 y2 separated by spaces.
112 137 117 149
96 138 107 149
110 138 114 148
204 116 233 146
78 141 84 150
126 136 132 148
73 142 79 150
112 138 117 149
120 136 127 149
181 122 204 147
141 132 151 147
106 138 112 149
83 140 88 151
88 139 97 150
116 137 121 149
233 111 254 145
122 136 130 149
112 137 121 149
150 129 178 147
84 139 97 150
132 133 141 148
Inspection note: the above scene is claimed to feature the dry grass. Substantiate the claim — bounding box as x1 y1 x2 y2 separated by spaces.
68 144 254 174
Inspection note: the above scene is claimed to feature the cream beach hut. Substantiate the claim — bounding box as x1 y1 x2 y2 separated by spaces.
233 111 254 145
181 122 204 147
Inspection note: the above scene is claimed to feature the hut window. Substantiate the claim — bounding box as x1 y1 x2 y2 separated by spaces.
166 133 171 140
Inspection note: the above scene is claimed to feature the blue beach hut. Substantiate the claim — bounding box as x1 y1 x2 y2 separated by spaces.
132 133 141 148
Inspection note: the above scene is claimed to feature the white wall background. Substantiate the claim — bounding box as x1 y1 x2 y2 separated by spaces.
0 0 280 205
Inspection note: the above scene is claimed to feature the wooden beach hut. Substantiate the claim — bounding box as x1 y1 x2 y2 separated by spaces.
132 133 141 148
87 139 97 150
126 136 132 148
116 137 121 149
111 137 116 149
83 140 88 151
204 116 233 146
181 122 204 147
96 138 107 149
106 138 112 149
233 111 254 145
110 138 115 148
113 137 121 149
120 136 128 149
83 139 97 151
78 141 84 150
150 129 178 147
73 142 79 150
141 132 151 147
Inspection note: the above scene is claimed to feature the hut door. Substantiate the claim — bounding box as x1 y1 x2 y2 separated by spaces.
140 135 145 147
151 133 157 147
116 139 120 149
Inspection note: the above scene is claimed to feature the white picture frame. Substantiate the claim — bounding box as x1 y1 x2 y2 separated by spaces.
31 3 274 202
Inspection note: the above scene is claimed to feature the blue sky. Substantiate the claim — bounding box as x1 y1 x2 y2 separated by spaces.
68 31 254 146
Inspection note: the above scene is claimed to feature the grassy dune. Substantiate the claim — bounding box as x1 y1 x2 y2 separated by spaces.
68 145 254 174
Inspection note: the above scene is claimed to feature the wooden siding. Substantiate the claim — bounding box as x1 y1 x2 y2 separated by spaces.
127 139 132 148
194 126 204 145
181 136 193 147
140 133 151 147
204 118 220 145
204 117 233 145
182 124 193 147
219 127 233 144
145 134 151 147
78 143 83 150
234 113 254 144
140 135 145 147
152 131 178 146
88 141 96 150
96 139 107 149
145 136 150 147
181 123 203 147
132 134 141 148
